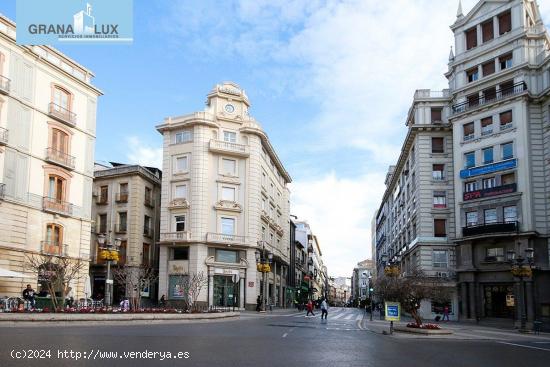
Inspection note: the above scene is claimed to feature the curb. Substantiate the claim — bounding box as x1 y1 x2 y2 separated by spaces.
393 326 453 335
0 312 240 322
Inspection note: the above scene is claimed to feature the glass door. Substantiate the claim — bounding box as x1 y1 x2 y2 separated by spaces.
213 275 239 307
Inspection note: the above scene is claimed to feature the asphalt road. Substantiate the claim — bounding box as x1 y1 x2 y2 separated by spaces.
0 307 549 367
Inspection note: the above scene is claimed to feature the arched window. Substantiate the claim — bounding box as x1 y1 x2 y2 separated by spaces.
52 85 71 112
51 128 69 154
45 223 63 254
48 174 66 202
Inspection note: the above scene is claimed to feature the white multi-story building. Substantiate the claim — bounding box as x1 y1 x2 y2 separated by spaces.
0 16 101 297
156 82 291 310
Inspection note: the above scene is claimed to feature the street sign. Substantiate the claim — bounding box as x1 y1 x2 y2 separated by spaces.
385 302 400 321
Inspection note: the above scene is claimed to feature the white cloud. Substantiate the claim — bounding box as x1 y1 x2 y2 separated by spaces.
125 136 163 169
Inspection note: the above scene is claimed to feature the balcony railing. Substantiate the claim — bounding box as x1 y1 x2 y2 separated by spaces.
0 183 5 200
96 196 108 205
45 147 75 170
206 232 247 245
43 197 73 216
115 192 129 203
462 221 518 237
0 127 7 145
48 102 76 126
160 231 191 242
413 89 451 99
452 82 527 115
41 241 68 256
115 223 127 234
0 75 10 94
209 139 249 156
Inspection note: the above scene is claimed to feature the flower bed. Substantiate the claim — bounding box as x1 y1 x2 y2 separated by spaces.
1 307 227 314
406 322 441 330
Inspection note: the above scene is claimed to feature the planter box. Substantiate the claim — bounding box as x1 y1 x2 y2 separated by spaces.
394 326 453 335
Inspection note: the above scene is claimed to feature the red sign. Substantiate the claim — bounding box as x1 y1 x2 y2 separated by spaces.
248 281 254 287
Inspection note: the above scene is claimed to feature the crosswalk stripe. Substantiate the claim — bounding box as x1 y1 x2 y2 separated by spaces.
345 314 354 320
356 315 363 321
332 313 345 320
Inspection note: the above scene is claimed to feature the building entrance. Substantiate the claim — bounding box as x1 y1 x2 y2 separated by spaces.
484 284 515 318
213 275 239 307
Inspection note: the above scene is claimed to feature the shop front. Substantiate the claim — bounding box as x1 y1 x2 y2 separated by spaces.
205 255 248 310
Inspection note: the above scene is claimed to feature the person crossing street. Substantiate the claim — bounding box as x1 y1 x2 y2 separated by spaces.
321 298 329 320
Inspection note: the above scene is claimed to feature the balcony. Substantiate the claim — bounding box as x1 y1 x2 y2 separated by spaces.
206 232 247 245
0 75 10 94
0 183 5 200
48 102 76 127
413 89 451 100
43 197 73 216
0 127 7 145
41 241 67 256
462 221 518 237
144 197 155 208
160 231 191 242
96 196 108 205
115 192 129 203
45 147 75 170
452 82 527 115
143 225 153 238
115 223 127 234
463 183 517 201
209 139 249 157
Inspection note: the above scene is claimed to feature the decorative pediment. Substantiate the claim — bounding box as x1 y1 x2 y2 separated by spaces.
453 0 510 29
214 200 242 212
169 198 190 209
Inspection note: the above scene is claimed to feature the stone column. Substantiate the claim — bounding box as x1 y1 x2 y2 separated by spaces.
239 277 245 310
208 272 214 308
525 280 535 323
468 282 476 320
273 262 277 306
279 265 284 308
460 283 468 319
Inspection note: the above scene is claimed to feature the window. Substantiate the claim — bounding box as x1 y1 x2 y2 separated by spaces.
480 117 493 136
504 206 517 223
46 223 63 246
465 181 477 193
174 184 187 199
174 156 188 173
501 142 514 160
466 211 478 226
52 85 71 111
142 243 150 265
431 137 444 153
51 128 69 154
143 215 151 235
464 152 476 168
500 110 513 129
118 241 127 265
49 175 66 201
172 247 189 260
221 217 235 235
99 185 108 203
501 172 515 185
466 67 479 83
483 147 494 164
433 191 446 208
467 93 480 107
215 249 238 263
119 183 128 201
484 208 497 224
498 10 512 35
434 219 446 237
482 177 496 189
261 197 267 211
175 215 185 232
118 212 127 232
433 250 448 268
481 19 494 43
261 172 267 188
222 186 236 201
466 27 478 50
483 86 497 102
431 108 442 123
499 53 513 70
486 247 504 262
174 130 192 144
145 187 152 204
482 60 496 77
223 131 237 143
222 158 237 176
463 122 475 140
98 214 107 233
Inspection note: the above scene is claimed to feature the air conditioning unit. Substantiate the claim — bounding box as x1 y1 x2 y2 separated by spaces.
436 272 449 278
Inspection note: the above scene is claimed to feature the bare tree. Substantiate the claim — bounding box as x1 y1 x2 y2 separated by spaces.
24 253 87 312
113 264 158 310
170 271 208 311
375 269 451 326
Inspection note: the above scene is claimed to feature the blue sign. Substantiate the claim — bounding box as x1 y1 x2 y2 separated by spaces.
16 0 133 45
460 159 517 179
385 302 401 321
387 305 398 316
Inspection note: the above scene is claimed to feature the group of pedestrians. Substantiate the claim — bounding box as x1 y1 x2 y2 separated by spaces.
305 298 329 320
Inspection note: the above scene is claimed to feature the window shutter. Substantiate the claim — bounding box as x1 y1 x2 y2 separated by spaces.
466 28 477 49
482 61 495 76
500 111 512 125
482 20 494 42
499 11 511 34
434 219 446 237
481 117 493 127
463 123 474 135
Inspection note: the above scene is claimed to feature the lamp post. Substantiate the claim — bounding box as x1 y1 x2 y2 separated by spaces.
368 275 373 321
255 241 273 312
97 234 121 306
506 247 534 332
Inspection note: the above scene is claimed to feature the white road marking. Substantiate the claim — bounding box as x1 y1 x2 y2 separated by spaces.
345 314 354 320
356 315 363 321
282 333 288 338
498 342 550 352
332 313 345 320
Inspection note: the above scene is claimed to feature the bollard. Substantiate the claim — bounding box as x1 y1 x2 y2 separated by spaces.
390 321 394 335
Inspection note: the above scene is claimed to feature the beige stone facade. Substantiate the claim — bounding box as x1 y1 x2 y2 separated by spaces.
156 82 291 310
0 16 101 298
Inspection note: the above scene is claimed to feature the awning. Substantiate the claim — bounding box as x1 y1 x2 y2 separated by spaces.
0 268 26 278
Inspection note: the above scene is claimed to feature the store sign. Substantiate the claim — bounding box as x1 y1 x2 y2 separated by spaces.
248 281 254 288
463 183 517 201
385 302 401 321
460 159 517 179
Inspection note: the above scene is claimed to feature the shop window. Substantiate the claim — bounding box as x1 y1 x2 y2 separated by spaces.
172 247 189 260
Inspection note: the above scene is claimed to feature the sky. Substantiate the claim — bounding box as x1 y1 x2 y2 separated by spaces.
2 0 550 277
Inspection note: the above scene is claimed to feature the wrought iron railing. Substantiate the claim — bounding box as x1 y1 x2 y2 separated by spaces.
41 241 68 256
45 147 75 169
48 102 76 125
43 197 73 216
462 221 518 237
452 82 527 114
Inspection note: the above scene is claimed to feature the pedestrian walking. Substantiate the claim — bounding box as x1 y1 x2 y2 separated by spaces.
306 300 315 317
256 295 262 312
321 299 328 320
442 305 450 321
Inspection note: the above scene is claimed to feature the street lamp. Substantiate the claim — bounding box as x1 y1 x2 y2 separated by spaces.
368 275 373 321
507 247 535 332
255 241 273 312
97 234 121 306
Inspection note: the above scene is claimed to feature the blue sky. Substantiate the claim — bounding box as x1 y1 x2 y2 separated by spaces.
3 0 550 277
